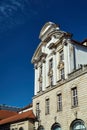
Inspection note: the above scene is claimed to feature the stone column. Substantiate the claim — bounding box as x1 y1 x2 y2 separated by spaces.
64 45 68 79
56 51 60 81
53 50 57 85
42 58 46 91
46 59 49 87
34 63 39 95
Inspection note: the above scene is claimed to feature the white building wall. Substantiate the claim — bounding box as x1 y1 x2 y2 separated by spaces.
75 45 87 68
34 68 38 95
53 53 57 85
64 45 68 79
46 58 49 87
68 43 75 73
56 51 59 81
42 62 46 91
37 67 39 93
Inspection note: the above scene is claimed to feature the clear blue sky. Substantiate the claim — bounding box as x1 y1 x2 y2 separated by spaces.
0 0 87 108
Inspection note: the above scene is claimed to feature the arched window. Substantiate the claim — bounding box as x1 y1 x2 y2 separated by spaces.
71 119 86 130
38 125 44 130
19 127 24 130
51 123 61 130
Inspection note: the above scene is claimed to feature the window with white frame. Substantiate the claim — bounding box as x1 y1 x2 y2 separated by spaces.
39 82 42 91
50 75 53 86
49 58 53 70
40 65 42 76
57 93 62 111
45 98 50 115
59 50 64 61
48 58 53 86
71 87 78 107
60 68 65 79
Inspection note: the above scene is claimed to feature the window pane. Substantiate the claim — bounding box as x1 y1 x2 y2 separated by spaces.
72 121 86 130
60 50 64 61
45 99 50 114
72 87 78 107
60 68 65 79
36 103 40 118
57 94 62 111
49 59 53 69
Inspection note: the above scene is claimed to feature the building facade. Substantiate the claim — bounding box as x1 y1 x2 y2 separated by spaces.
32 22 87 130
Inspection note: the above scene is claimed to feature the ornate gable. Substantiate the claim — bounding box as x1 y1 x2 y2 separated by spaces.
39 22 59 41
31 22 72 64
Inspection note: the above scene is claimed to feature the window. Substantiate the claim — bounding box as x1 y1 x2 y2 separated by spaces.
71 120 86 130
48 58 53 86
49 58 53 70
57 93 62 111
19 127 24 130
51 123 61 130
39 82 42 91
38 125 44 130
45 98 50 115
36 103 40 119
59 50 64 61
50 75 53 86
40 65 42 76
60 68 65 79
71 87 78 107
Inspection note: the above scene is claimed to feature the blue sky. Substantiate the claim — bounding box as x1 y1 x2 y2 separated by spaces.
0 0 87 108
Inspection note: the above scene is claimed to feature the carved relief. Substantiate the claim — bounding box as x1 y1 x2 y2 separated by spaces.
58 61 64 69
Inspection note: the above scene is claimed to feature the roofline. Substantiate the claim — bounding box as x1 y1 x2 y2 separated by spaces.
71 39 87 47
31 42 43 63
19 104 32 112
81 38 87 44
0 110 36 125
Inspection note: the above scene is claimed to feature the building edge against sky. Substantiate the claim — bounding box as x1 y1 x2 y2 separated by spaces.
0 21 87 130
32 22 87 130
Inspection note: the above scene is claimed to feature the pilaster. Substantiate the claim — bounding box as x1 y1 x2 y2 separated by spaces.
53 50 57 85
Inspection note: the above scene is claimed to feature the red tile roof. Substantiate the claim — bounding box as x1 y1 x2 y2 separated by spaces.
0 110 17 120
0 110 35 125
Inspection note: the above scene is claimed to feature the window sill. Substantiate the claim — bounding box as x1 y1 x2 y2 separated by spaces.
45 113 50 115
57 109 62 112
71 105 78 109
